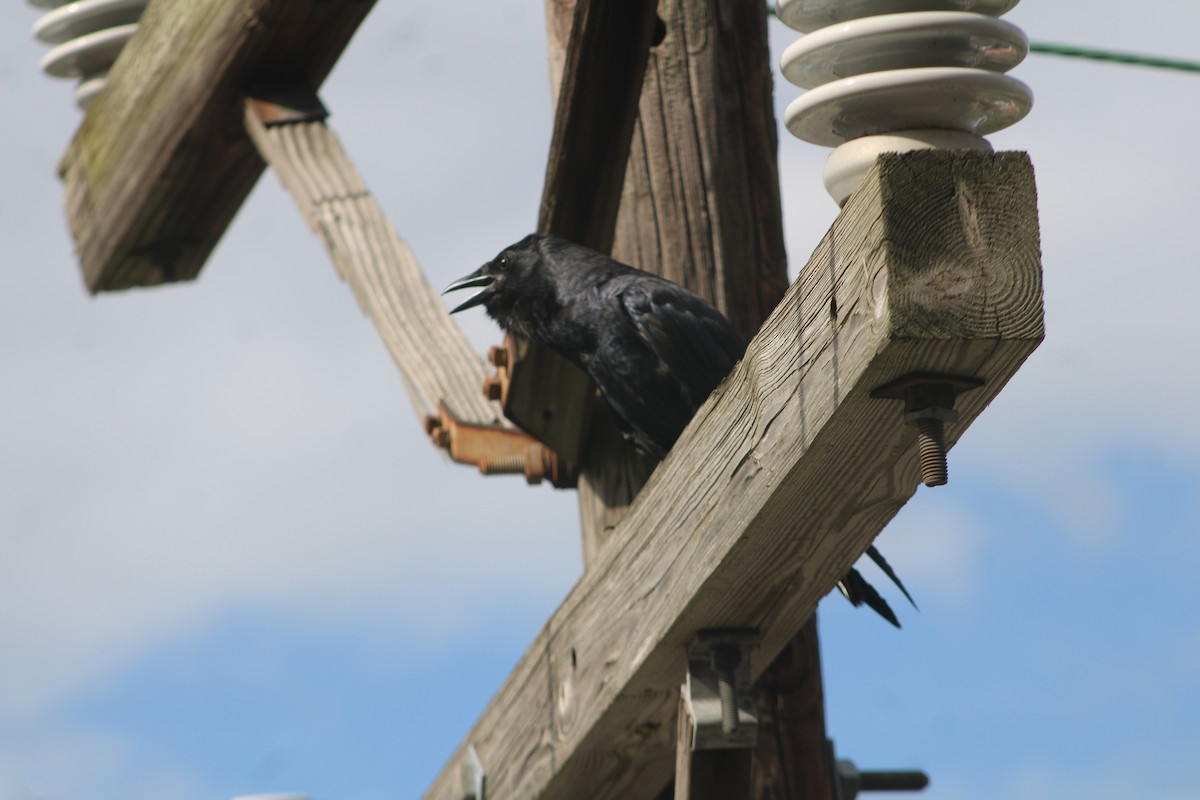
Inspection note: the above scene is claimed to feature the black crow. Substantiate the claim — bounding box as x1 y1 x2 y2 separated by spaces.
446 233 915 626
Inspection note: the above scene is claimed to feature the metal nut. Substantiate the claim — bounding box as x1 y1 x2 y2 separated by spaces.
903 406 959 424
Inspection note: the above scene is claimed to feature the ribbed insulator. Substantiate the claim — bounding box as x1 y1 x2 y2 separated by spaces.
29 0 149 110
777 0 1033 205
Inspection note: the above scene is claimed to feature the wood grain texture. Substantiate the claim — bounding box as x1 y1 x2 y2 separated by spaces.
58 0 377 293
537 0 660 252
612 0 789 342
422 151 1044 800
243 107 501 424
542 0 575 102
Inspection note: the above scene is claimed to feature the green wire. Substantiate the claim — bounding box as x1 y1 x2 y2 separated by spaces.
1028 41 1200 73
764 4 1200 75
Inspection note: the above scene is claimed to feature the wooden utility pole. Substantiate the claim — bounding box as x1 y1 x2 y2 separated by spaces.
543 0 788 568
546 2 831 796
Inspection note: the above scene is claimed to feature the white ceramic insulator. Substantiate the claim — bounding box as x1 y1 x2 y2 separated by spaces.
777 0 1033 205
29 0 149 111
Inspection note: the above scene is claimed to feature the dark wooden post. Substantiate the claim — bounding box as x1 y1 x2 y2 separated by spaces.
752 618 835 799
549 1 833 797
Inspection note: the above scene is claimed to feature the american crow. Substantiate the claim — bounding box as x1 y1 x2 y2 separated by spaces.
446 233 915 626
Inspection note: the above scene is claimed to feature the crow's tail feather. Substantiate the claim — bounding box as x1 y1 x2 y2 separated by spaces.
837 568 901 628
865 545 918 610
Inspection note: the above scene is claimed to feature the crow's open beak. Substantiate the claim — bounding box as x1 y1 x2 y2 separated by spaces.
443 268 495 314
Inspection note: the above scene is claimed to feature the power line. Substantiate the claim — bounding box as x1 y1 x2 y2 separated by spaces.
1028 41 1200 73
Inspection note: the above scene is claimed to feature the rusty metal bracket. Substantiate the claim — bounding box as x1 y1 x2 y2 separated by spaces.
684 630 759 751
870 372 985 487
489 332 594 465
482 340 512 404
424 403 577 488
245 86 329 127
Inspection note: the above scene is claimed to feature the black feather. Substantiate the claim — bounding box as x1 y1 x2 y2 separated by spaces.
866 545 918 610
838 568 901 629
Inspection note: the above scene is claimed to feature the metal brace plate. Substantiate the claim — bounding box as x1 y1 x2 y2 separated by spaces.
457 744 485 800
684 630 759 750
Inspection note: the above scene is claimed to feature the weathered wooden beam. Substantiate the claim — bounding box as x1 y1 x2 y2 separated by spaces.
423 151 1044 800
58 0 377 293
537 0 660 250
499 0 660 462
610 0 789 343
241 90 501 426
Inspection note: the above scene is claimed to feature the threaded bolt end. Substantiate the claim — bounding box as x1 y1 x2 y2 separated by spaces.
717 670 738 734
712 645 742 735
480 455 526 474
913 417 948 486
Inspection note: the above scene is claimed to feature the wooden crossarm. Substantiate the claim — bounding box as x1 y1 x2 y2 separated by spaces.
58 0 377 292
423 151 1044 800
241 89 502 426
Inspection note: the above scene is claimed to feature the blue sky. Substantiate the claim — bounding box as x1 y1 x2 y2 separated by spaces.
3 2 1199 799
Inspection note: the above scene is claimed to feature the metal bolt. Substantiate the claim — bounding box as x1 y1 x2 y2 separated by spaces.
488 345 508 368
482 376 503 401
478 454 525 475
712 645 742 735
904 406 957 487
912 418 946 486
836 758 929 800
434 428 451 449
871 372 983 490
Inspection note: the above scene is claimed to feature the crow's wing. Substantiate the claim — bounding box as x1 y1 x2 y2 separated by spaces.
597 277 746 455
618 278 746 403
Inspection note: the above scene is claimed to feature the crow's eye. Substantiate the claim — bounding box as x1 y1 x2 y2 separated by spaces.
497 256 510 273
